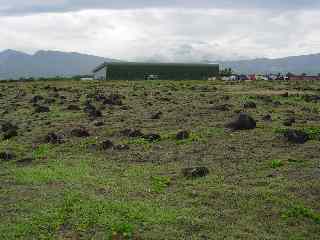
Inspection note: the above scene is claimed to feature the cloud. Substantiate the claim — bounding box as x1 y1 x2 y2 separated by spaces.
1 8 320 62
1 0 320 16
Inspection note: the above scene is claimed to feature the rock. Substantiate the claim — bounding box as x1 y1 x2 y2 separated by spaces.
66 105 81 111
34 105 50 113
283 129 309 144
3 129 18 140
45 132 64 144
244 101 257 109
262 114 272 121
94 121 105 127
1 122 18 132
30 95 44 103
115 144 130 151
103 94 123 106
16 158 33 165
176 130 190 140
0 151 15 161
283 117 296 127
71 128 90 138
84 103 102 119
151 111 162 119
143 133 161 142
100 140 114 150
121 129 144 138
225 113 256 130
182 167 209 178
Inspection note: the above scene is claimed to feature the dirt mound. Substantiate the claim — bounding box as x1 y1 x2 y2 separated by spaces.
121 129 144 138
71 128 90 138
34 105 50 113
0 151 15 161
182 167 209 178
176 130 190 140
143 133 161 142
100 140 114 150
103 94 123 106
45 132 65 144
83 102 102 119
283 117 296 127
244 101 257 109
282 129 309 144
225 113 256 130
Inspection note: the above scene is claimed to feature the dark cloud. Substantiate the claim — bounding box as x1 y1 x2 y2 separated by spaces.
1 0 320 16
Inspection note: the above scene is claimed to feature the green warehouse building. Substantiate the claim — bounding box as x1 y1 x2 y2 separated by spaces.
92 62 219 80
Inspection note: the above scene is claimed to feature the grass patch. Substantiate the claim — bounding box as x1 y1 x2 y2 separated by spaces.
283 204 320 224
271 159 284 169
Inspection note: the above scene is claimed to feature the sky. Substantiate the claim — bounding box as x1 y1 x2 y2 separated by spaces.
1 0 320 62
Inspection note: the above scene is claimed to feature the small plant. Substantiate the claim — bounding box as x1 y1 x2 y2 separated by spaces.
32 144 50 160
283 204 320 224
271 159 284 169
111 222 134 239
151 176 171 193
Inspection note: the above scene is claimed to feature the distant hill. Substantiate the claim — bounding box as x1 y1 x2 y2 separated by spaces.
218 53 320 75
1 49 320 79
0 49 119 80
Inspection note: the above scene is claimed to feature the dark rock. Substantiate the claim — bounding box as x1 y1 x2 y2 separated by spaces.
281 92 289 97
283 117 296 127
262 114 272 121
121 129 144 138
84 103 102 118
143 133 161 142
273 101 282 107
94 121 105 127
1 122 18 132
283 129 309 144
176 130 190 140
100 140 114 150
16 158 33 165
66 105 81 111
303 95 320 102
151 111 162 119
244 101 257 109
182 167 209 178
30 95 44 103
71 128 90 138
115 144 130 151
34 105 50 113
3 129 18 140
45 132 64 144
0 151 15 161
103 94 123 106
225 113 256 130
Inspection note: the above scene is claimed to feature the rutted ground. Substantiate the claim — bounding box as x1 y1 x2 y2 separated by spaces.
0 79 320 239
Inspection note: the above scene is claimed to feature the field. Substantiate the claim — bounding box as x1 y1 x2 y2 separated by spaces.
0 79 320 240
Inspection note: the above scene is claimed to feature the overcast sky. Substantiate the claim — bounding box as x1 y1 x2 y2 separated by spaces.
1 0 320 61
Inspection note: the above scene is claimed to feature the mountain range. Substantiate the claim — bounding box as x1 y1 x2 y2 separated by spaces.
1 49 320 80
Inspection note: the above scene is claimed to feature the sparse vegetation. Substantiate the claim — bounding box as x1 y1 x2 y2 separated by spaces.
1 79 320 239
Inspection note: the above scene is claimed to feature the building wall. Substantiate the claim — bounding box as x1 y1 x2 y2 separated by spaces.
94 67 106 80
105 63 219 80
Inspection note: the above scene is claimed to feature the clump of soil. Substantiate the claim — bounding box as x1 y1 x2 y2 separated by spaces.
1 122 18 140
182 167 209 178
225 113 256 130
34 105 50 113
0 151 15 161
244 101 257 109
100 140 114 150
282 129 309 144
283 117 296 127
143 133 161 142
151 111 162 119
66 105 81 111
262 114 272 121
30 95 44 104
84 102 102 119
176 130 190 140
121 129 144 138
103 94 123 106
45 132 65 144
211 104 231 111
71 128 90 138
